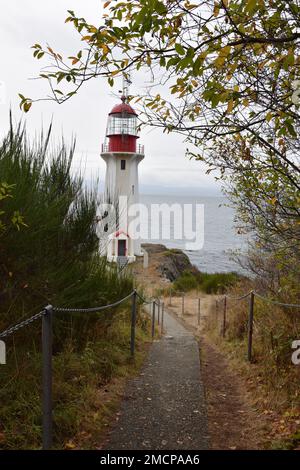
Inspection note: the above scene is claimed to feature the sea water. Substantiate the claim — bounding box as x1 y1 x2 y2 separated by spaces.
140 194 249 274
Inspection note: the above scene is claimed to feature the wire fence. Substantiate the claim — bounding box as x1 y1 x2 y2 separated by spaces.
0 289 164 450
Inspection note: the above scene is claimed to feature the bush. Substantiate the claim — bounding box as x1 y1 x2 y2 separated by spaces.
174 270 198 292
0 120 139 449
199 272 240 294
212 279 300 417
173 269 239 294
0 121 133 345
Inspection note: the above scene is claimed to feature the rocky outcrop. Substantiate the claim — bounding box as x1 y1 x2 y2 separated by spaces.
142 243 193 282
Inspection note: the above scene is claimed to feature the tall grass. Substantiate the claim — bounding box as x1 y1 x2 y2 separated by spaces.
173 268 240 294
0 121 132 337
0 120 142 449
207 279 300 414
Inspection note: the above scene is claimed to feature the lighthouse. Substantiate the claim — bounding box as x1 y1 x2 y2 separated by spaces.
100 91 144 264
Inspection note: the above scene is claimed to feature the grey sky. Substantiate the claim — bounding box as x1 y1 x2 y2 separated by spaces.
0 0 221 195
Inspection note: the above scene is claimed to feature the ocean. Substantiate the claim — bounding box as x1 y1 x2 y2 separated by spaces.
139 194 248 274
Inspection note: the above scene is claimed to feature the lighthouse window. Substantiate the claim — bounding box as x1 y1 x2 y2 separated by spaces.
107 115 138 137
132 185 135 195
121 160 126 170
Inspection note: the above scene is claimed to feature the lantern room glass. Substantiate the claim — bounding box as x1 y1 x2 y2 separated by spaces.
106 114 138 137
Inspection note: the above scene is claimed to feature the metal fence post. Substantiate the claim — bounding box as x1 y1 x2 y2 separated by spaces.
161 302 164 335
198 298 201 326
222 296 227 337
248 292 255 362
42 305 53 450
151 302 155 339
182 293 185 316
130 291 137 357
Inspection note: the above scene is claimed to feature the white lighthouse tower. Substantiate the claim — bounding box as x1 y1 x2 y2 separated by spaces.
100 86 144 264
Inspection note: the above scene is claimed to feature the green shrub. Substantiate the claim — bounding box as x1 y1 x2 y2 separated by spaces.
173 269 239 294
0 121 133 345
0 120 140 449
199 272 239 294
174 270 198 292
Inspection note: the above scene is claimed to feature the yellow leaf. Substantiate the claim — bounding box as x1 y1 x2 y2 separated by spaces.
214 55 226 68
101 44 110 55
23 102 32 113
103 1 111 7
243 98 249 107
213 3 220 17
266 112 273 122
72 58 79 65
214 46 231 68
65 441 76 450
227 99 234 113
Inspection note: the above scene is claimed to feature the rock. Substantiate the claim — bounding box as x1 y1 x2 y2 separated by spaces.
159 250 192 281
141 243 168 254
141 243 196 282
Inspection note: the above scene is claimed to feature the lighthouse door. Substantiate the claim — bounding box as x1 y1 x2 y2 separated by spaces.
118 239 126 257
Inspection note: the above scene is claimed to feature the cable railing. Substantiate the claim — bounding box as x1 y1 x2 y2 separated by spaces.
0 289 164 450
2 284 297 450
214 290 300 364
166 288 300 363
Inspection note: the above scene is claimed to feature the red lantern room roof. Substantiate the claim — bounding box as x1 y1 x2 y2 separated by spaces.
109 96 137 116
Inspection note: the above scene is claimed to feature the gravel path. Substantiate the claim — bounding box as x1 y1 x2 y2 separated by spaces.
106 308 209 450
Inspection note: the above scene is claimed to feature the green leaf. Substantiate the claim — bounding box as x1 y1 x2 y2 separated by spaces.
175 44 185 56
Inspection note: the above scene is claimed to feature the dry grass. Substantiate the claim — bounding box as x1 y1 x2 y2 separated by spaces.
204 281 300 449
0 307 152 450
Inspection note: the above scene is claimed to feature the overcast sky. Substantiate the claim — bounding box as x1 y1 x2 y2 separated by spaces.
0 0 222 196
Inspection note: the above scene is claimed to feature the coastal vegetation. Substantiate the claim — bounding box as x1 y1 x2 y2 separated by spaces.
14 0 300 449
205 276 300 449
26 0 300 306
174 270 240 294
0 122 151 449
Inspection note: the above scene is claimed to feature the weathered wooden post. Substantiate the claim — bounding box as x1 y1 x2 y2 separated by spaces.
42 305 53 450
248 292 255 362
169 288 172 306
130 290 137 357
222 296 227 337
198 298 201 326
157 299 160 325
